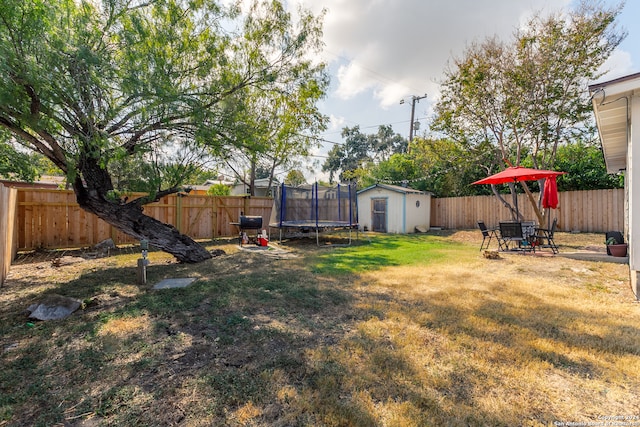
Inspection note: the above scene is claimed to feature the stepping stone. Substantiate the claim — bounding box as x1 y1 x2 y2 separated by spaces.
152 278 197 289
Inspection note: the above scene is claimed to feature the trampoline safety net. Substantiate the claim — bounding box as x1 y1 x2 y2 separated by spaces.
269 182 358 229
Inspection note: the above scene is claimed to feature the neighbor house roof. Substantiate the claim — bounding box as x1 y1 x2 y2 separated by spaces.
589 72 640 173
357 183 429 195
0 175 66 189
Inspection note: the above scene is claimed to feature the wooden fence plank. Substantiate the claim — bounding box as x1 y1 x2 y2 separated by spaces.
12 189 276 250
7 188 627 251
429 188 624 233
1 184 18 286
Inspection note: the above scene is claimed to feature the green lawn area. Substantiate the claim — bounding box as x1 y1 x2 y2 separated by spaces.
0 232 638 426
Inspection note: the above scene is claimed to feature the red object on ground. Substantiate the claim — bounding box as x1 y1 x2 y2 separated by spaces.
257 237 268 247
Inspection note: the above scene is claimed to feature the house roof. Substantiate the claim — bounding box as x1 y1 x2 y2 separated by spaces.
204 179 234 186
357 183 429 195
0 175 66 189
589 72 640 173
232 177 279 188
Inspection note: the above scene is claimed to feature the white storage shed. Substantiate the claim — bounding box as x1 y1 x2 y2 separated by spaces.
357 183 431 234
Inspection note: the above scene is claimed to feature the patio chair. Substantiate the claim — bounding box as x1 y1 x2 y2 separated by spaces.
477 221 496 251
533 218 558 254
498 222 534 252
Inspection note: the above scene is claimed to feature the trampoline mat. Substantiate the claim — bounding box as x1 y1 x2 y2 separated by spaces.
269 220 356 229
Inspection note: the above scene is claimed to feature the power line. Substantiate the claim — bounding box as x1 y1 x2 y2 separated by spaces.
319 116 429 138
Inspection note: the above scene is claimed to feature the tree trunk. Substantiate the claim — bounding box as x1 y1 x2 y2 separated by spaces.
249 156 257 196
73 183 212 263
520 181 544 225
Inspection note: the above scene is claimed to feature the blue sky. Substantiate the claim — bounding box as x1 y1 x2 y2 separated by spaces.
284 1 640 181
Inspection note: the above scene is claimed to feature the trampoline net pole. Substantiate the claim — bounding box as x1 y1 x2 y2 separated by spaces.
338 183 342 222
279 183 286 227
315 182 319 245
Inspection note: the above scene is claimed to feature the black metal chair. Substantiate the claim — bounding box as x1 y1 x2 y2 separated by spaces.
533 218 558 254
498 222 534 252
477 221 496 251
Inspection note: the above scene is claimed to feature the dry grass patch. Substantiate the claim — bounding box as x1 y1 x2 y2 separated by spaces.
334 233 639 425
1 232 638 426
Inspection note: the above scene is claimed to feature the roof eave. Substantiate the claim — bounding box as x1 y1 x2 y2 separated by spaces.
589 73 640 174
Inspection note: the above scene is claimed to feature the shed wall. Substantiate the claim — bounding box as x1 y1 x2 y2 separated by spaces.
357 188 431 234
404 193 431 232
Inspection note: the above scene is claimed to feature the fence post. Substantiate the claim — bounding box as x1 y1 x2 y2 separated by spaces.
212 196 217 240
1 184 18 287
176 194 182 232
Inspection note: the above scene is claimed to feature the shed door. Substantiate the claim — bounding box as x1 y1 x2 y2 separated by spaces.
371 198 387 232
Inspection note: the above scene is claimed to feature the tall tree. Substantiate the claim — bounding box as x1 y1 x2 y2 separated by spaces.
285 169 306 186
223 75 327 195
322 125 406 183
0 0 327 262
1 139 40 182
554 140 623 191
367 136 496 197
368 125 407 162
432 0 624 221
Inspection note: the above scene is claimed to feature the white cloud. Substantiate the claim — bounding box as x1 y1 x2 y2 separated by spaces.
295 0 575 108
334 61 381 100
327 114 346 132
285 0 640 178
597 49 634 82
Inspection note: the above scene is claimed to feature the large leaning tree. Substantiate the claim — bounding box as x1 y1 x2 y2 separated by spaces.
0 0 328 262
432 0 625 222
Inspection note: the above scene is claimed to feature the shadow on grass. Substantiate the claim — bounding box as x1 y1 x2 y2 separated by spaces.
2 236 638 426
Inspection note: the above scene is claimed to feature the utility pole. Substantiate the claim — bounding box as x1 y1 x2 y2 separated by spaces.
400 93 427 143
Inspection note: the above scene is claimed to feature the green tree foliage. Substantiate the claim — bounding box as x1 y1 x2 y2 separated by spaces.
0 0 327 262
1 136 64 182
364 153 418 189
109 145 220 193
206 183 231 196
285 169 306 186
432 1 624 219
322 125 407 183
554 141 623 191
434 1 624 169
368 137 619 198
222 63 328 195
367 137 497 197
0 140 39 182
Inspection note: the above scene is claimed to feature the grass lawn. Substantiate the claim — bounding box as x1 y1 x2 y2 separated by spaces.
0 231 638 426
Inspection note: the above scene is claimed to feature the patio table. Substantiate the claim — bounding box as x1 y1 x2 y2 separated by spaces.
497 221 537 252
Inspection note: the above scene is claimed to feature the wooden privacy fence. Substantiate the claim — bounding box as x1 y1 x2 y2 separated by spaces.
430 188 625 233
7 187 626 252
1 183 18 286
16 189 273 250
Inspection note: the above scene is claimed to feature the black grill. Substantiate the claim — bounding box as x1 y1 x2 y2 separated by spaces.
239 215 263 229
232 215 265 246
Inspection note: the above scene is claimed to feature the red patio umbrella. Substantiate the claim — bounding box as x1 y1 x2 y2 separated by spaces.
472 166 565 185
472 166 566 220
542 175 559 209
541 175 560 230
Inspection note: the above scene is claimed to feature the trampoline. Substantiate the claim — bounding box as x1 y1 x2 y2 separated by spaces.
269 182 359 245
